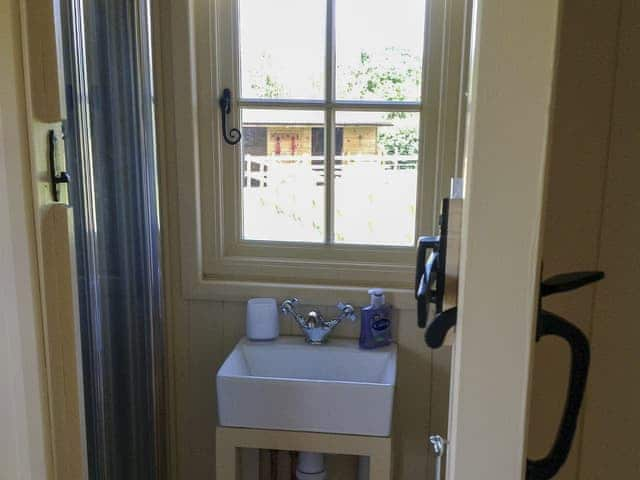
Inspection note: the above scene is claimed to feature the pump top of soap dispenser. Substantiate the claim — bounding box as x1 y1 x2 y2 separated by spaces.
368 288 385 307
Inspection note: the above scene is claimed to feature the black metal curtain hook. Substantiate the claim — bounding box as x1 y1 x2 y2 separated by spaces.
219 88 242 145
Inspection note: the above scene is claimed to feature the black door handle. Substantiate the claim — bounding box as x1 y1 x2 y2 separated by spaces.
540 271 604 297
526 269 603 479
526 310 591 480
425 307 458 348
415 236 439 297
415 236 440 328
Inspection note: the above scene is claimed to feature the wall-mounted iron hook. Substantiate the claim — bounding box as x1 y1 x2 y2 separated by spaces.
48 130 70 202
219 88 242 145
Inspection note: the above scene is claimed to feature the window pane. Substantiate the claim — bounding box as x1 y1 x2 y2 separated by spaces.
239 0 325 100
334 111 419 246
241 109 325 242
335 0 426 102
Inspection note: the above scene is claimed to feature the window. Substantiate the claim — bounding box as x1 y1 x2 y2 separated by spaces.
174 0 467 292
233 0 426 247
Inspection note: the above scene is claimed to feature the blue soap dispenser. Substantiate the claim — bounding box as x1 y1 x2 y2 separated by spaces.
359 288 392 349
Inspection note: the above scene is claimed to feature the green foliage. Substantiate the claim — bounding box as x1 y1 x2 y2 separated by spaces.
378 129 419 156
251 47 421 155
250 74 285 99
341 47 421 102
343 48 421 155
248 53 286 98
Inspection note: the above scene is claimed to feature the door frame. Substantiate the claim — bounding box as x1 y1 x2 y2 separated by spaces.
447 0 561 478
12 0 90 478
1 0 55 478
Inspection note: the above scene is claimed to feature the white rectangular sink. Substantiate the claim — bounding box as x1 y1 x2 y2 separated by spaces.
217 336 397 436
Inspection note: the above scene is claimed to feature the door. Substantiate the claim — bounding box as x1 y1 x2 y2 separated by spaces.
444 1 562 479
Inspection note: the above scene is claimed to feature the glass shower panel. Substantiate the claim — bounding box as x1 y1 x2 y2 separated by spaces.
62 0 163 479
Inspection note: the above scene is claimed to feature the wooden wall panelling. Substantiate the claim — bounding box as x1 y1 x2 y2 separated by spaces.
578 1 640 476
529 0 622 478
394 308 432 479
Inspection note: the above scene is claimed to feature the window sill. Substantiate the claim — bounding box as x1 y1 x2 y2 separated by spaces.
185 276 417 310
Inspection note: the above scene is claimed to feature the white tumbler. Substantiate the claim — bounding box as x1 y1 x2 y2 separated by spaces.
246 298 279 341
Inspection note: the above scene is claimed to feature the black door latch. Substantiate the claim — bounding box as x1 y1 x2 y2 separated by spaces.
219 88 242 145
48 130 70 202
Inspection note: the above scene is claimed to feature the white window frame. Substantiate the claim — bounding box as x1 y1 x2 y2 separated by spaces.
161 0 468 303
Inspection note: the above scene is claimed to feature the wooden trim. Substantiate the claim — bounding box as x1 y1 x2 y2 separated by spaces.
238 99 423 111
18 0 89 476
0 2 54 476
445 0 561 478
188 278 416 309
40 205 88 480
150 0 179 477
23 0 66 122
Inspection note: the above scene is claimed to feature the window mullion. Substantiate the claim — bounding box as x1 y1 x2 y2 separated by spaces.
324 0 336 244
237 99 421 112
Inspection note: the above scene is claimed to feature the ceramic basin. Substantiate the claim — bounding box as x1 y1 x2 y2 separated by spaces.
216 336 397 436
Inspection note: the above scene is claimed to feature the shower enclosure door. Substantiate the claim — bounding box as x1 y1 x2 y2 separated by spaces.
61 0 165 478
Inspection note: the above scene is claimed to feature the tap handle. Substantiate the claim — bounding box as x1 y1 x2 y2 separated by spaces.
337 302 357 322
281 297 300 314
